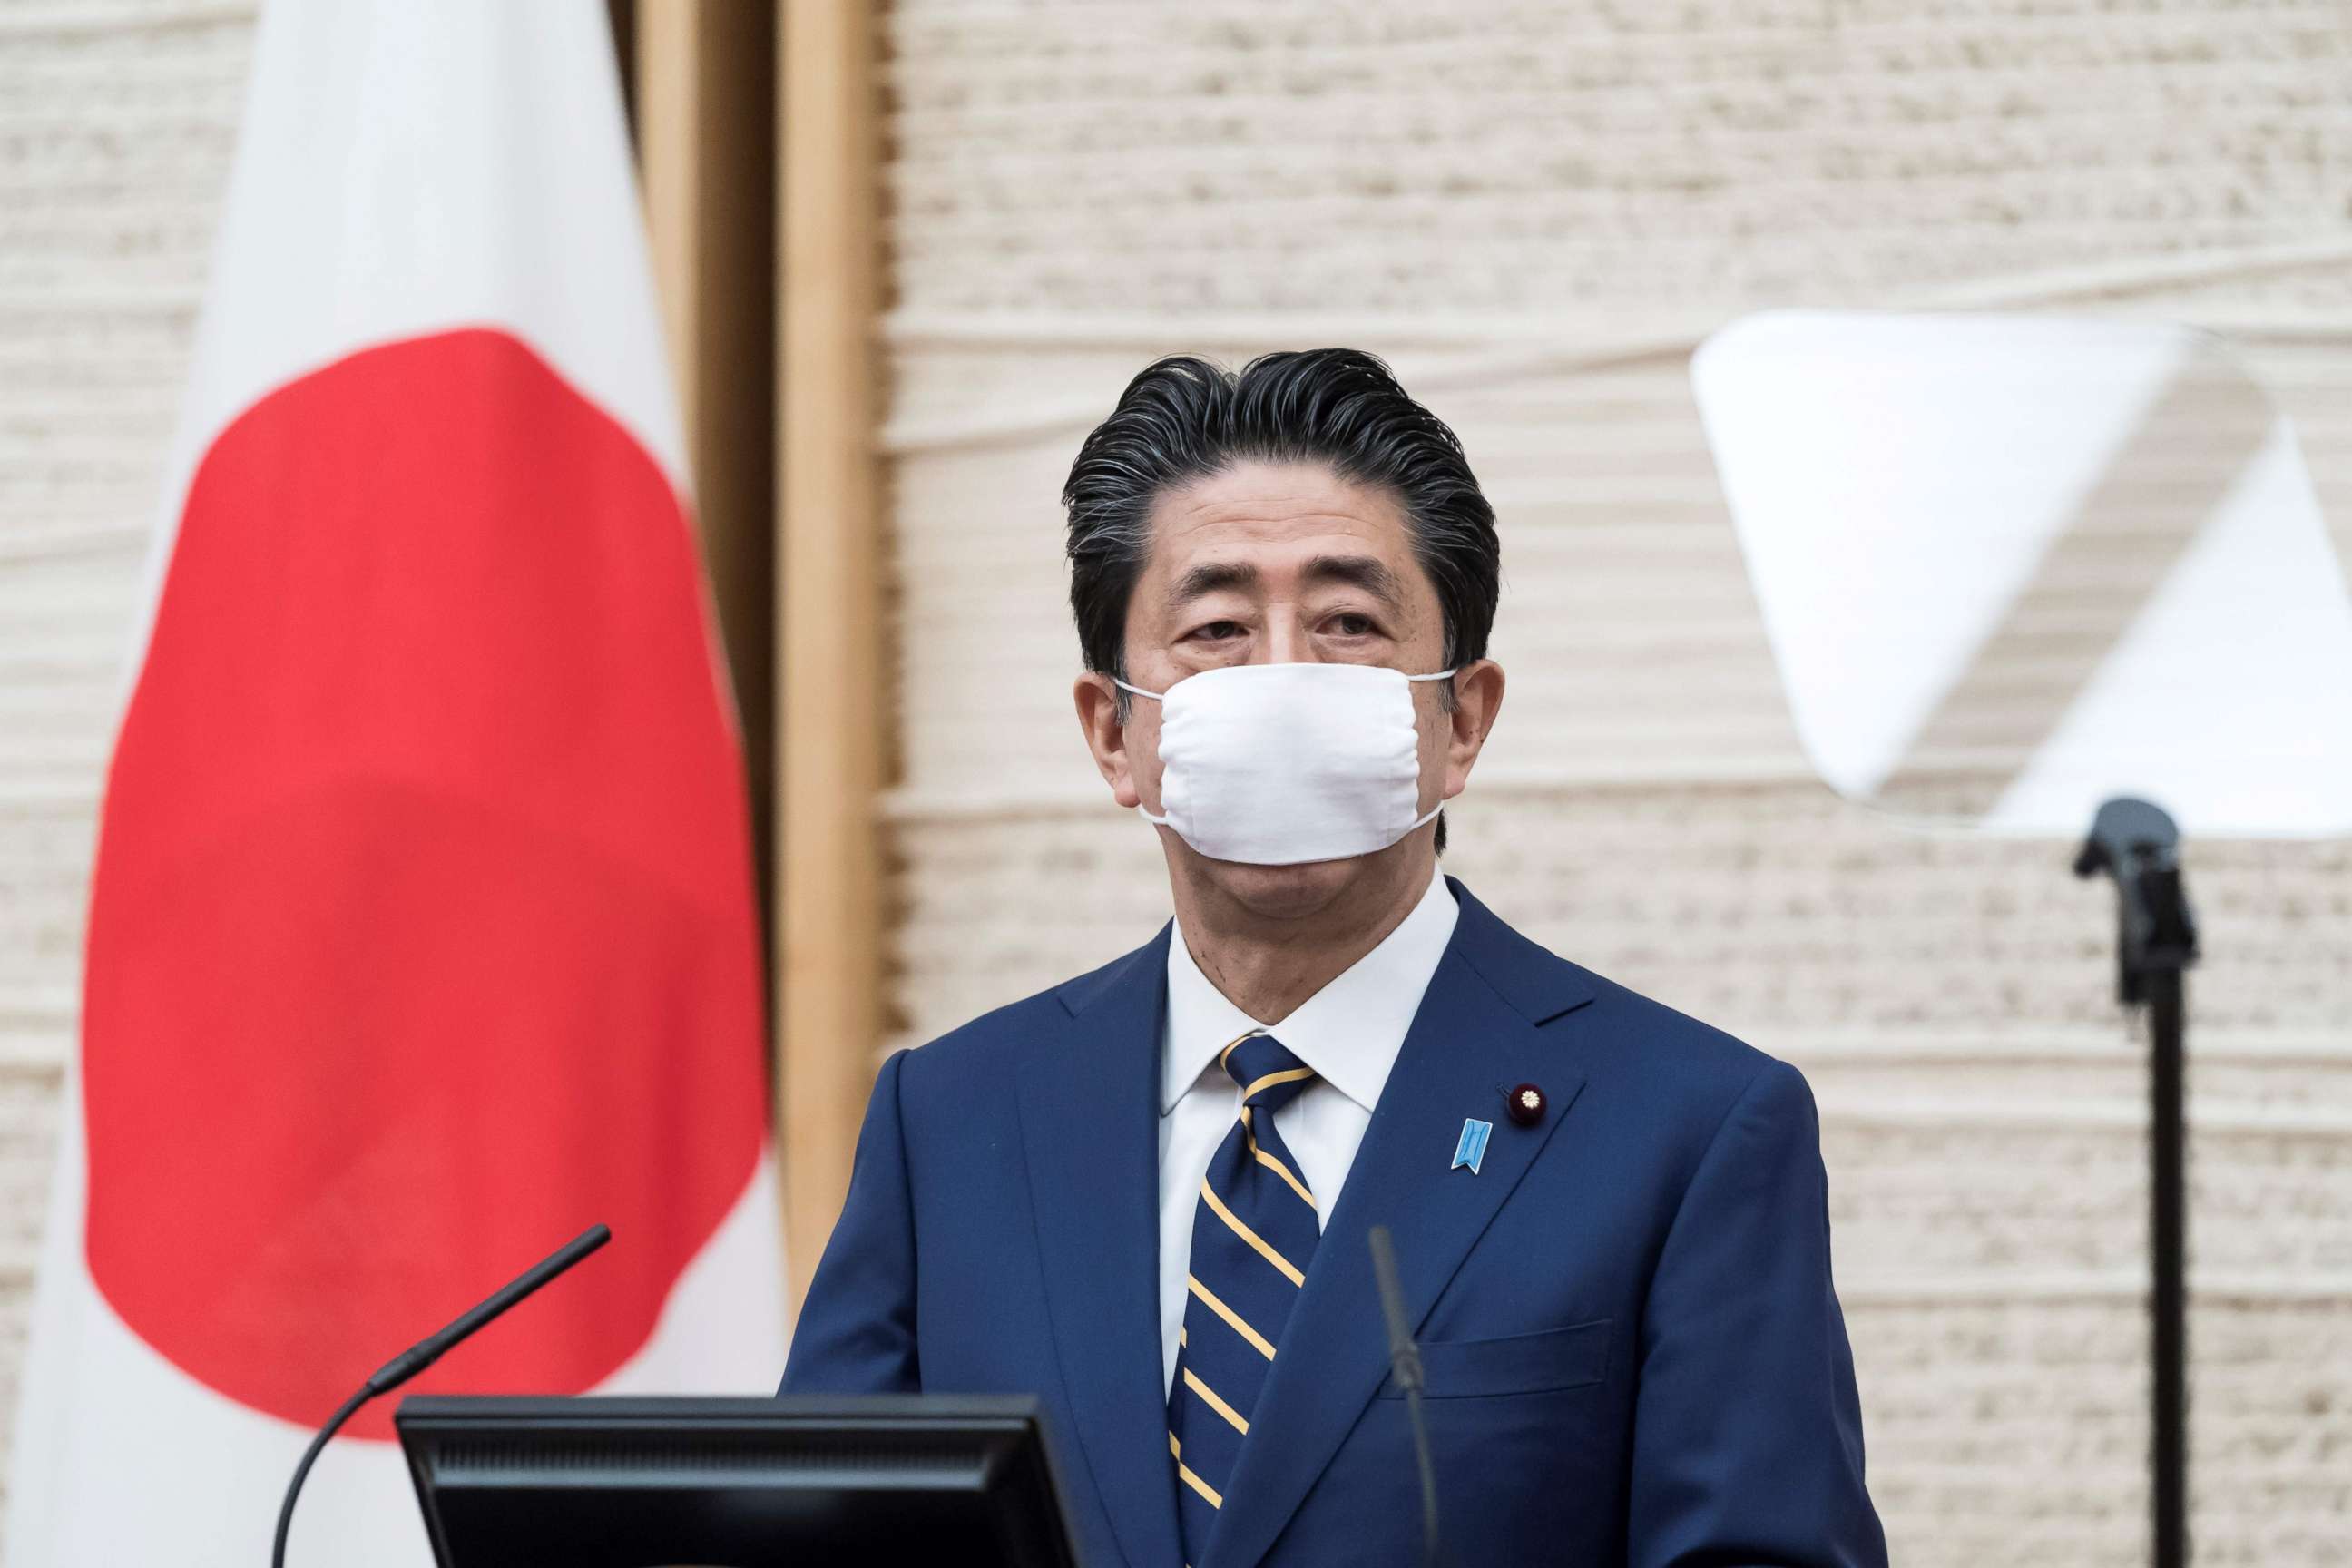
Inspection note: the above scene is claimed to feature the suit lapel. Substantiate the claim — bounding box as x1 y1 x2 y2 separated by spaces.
1202 884 1595 1568
1017 928 1185 1568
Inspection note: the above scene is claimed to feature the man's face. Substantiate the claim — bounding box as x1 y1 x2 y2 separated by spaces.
1074 457 1503 920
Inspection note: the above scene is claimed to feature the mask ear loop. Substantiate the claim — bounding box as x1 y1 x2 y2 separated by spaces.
1107 678 1173 826
1405 670 1459 835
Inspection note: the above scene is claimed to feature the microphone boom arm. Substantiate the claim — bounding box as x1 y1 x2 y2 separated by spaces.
269 1222 611 1568
1368 1224 1443 1568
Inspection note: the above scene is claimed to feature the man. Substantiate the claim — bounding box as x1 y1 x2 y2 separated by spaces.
782 350 1886 1568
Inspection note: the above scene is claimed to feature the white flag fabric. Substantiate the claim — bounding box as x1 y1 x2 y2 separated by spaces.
7 4 785 1563
1693 309 2352 836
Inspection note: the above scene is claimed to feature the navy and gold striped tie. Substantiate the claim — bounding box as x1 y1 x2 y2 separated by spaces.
1168 1032 1320 1565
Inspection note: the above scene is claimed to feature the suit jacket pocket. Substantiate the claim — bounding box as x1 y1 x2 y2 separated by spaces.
1377 1318 1612 1400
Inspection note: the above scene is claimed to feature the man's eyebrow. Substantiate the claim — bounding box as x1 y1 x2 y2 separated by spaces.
1167 560 1259 608
1303 554 1406 609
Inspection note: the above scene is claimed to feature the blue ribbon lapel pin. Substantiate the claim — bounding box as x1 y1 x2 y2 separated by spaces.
1451 1117 1494 1175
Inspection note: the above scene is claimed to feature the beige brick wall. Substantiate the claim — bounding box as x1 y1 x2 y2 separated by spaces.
882 3 2352 1563
0 0 258 1531
2 0 2347 1562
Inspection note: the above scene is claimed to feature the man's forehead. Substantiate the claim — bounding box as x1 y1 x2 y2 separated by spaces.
1142 461 1415 568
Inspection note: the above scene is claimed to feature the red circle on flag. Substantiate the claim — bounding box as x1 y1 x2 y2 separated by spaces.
82 329 769 1439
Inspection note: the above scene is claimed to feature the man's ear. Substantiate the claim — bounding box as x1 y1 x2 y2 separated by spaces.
1441 659 1505 801
1074 671 1142 808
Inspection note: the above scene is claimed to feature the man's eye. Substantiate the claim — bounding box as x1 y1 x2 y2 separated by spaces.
1188 621 1244 642
1328 613 1377 636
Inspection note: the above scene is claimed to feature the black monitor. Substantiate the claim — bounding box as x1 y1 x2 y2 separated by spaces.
395 1394 1081 1568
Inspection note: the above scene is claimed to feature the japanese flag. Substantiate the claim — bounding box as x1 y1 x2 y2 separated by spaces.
6 4 785 1563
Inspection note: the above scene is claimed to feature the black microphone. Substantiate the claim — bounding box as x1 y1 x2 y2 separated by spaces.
270 1222 611 1568
1367 1224 1442 1568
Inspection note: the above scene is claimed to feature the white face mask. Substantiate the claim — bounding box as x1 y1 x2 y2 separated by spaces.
1115 662 1457 867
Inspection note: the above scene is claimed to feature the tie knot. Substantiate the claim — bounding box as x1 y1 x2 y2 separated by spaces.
1222 1033 1316 1110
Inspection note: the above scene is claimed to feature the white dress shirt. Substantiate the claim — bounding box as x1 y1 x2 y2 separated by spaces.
1156 867 1459 1391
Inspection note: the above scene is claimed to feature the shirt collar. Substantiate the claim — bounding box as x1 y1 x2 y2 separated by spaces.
1161 866 1459 1116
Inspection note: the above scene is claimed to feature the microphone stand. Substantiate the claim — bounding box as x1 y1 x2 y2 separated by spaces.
2074 799 2199 1568
270 1223 611 1568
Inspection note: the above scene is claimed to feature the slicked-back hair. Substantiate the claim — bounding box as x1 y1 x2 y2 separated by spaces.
1061 349 1501 688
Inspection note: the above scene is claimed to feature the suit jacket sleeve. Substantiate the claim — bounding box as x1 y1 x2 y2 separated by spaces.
1627 1058 1888 1568
778 1049 919 1394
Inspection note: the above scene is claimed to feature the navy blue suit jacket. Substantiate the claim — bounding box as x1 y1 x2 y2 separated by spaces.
782 880 1886 1568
